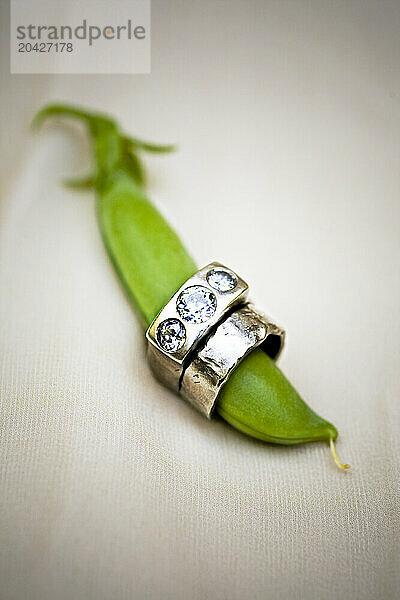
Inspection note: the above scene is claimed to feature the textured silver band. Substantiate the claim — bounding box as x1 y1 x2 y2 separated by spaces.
180 305 285 417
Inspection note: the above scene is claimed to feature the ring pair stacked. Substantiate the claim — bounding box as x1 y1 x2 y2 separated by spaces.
146 262 285 417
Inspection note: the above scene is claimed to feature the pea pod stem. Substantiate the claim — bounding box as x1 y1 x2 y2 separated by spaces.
330 439 351 470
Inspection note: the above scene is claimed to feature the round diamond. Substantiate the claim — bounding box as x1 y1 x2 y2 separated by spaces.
157 318 186 353
176 285 217 324
207 268 237 293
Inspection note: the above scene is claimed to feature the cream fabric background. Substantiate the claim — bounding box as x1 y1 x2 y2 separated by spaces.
1 1 399 599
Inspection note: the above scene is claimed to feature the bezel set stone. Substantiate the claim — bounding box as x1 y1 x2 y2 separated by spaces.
156 318 186 353
206 268 237 293
176 285 217 324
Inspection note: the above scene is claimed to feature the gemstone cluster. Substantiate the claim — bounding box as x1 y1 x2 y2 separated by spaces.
156 269 238 354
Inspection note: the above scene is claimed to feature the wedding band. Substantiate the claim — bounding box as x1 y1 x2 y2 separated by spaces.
180 304 285 417
146 262 249 391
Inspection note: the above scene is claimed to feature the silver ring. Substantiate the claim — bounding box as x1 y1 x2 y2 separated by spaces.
180 304 285 417
146 262 249 391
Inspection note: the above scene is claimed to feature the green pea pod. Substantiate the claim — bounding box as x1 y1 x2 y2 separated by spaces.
33 104 349 469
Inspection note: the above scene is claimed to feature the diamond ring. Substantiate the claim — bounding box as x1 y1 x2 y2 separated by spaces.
146 262 249 391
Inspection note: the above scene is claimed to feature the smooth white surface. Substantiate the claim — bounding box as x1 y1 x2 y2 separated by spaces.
1 2 399 599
